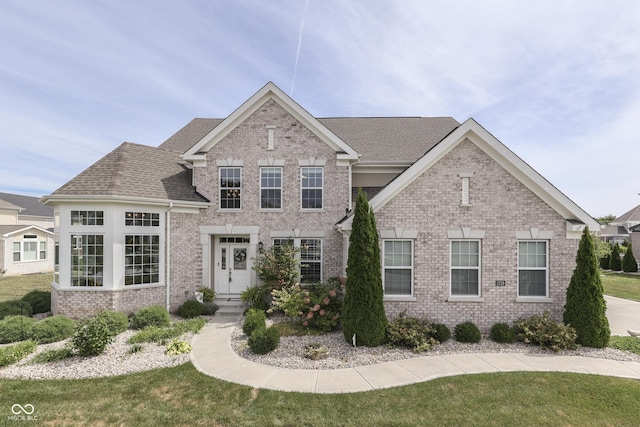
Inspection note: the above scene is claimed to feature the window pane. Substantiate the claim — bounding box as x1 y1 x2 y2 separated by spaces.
13 242 21 262
384 269 411 295
23 242 37 261
260 167 282 209
519 242 546 268
71 234 104 286
452 270 479 295
300 239 322 283
519 270 546 296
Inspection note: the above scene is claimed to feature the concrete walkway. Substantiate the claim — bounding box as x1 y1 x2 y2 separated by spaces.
190 321 640 394
605 295 640 335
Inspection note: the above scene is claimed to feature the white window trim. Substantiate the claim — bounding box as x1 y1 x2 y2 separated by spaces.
219 166 242 210
516 240 549 299
300 166 324 211
12 237 47 263
259 166 283 211
449 239 482 298
382 239 414 298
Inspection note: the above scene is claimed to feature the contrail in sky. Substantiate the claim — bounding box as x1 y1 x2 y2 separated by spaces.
290 0 310 97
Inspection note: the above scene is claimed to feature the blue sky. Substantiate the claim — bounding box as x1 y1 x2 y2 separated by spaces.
1 0 639 218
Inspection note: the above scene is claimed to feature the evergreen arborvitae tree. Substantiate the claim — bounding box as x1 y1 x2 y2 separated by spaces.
342 189 387 346
563 227 610 348
609 243 622 271
622 243 638 272
599 252 611 270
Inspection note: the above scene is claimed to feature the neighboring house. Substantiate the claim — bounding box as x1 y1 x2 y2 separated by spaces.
0 192 55 276
599 224 628 246
630 223 640 267
42 82 598 329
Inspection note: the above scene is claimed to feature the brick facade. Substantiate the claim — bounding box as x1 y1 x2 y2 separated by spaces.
376 140 578 331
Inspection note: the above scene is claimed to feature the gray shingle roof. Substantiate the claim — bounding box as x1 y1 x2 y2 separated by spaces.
0 192 53 218
320 117 460 163
614 204 640 223
51 143 208 203
51 116 460 201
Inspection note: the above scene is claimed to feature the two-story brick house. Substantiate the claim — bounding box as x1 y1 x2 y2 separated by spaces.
43 82 598 329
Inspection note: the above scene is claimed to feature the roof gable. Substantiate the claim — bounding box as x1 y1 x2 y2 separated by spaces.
0 224 53 237
613 204 640 224
182 82 359 164
340 118 598 232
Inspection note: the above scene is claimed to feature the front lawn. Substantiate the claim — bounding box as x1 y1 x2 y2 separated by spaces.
0 274 51 303
601 271 640 302
1 364 639 426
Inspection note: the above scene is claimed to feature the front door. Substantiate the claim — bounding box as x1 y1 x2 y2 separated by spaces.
215 238 250 295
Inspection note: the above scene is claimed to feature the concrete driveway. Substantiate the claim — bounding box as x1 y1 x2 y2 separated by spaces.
605 295 640 335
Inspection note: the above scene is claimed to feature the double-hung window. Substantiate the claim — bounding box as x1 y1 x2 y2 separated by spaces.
260 167 282 209
301 167 323 209
451 240 481 296
518 241 548 297
383 240 413 296
220 167 242 209
272 238 322 283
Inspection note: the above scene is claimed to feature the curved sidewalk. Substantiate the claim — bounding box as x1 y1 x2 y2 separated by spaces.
190 322 640 394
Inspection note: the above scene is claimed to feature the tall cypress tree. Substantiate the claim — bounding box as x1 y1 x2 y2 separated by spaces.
609 243 622 271
563 227 610 348
342 189 387 346
622 243 638 272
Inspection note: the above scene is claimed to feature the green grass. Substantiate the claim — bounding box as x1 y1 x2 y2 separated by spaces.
601 271 640 302
609 336 640 354
1 364 639 426
0 273 51 303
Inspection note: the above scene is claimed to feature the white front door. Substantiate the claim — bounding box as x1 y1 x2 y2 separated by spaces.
215 239 250 295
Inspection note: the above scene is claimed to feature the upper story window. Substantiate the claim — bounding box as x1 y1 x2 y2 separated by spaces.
301 167 323 210
71 210 104 226
125 212 160 226
383 240 413 296
518 241 548 297
220 167 242 209
260 167 282 209
451 240 481 296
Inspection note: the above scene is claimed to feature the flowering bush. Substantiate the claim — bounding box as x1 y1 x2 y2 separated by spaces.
252 244 300 289
268 280 343 332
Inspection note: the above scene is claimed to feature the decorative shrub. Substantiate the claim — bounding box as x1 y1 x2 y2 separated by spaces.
599 254 610 270
564 227 610 348
515 311 577 352
0 315 37 344
29 315 76 344
622 244 638 272
97 310 129 335
269 283 307 317
489 322 515 343
0 300 33 320
302 343 329 360
270 281 342 332
197 287 217 303
454 322 482 343
21 290 51 314
252 243 300 289
0 340 37 367
201 302 219 316
165 339 192 355
240 285 271 311
342 189 387 347
247 326 280 354
178 300 203 318
386 312 438 353
431 323 451 343
128 318 205 345
131 305 170 329
31 347 73 364
72 312 122 356
609 243 622 271
242 308 266 336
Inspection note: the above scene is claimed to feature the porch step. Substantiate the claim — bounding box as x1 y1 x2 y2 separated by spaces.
212 298 247 323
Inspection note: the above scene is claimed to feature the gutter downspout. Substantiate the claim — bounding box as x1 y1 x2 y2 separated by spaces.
166 202 173 311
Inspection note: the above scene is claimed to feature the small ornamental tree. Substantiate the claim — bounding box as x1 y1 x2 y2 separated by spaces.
609 243 622 271
622 243 638 272
342 189 387 346
563 227 610 348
